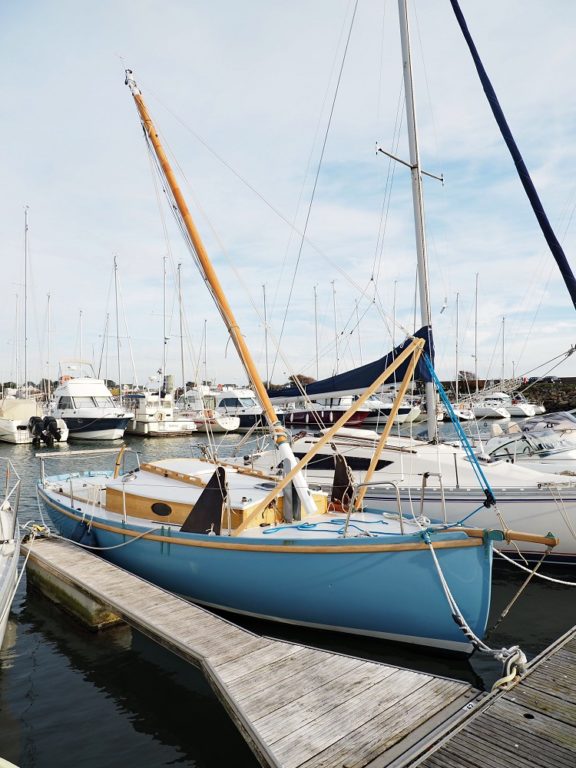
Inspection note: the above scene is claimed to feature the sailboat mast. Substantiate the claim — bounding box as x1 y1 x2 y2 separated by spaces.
162 255 167 395
455 292 459 403
178 263 185 393
46 292 51 398
125 70 318 515
23 206 29 394
397 0 437 441
262 283 269 387
474 272 479 393
114 255 122 399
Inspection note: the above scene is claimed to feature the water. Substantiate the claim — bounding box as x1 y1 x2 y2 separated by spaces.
0 432 574 767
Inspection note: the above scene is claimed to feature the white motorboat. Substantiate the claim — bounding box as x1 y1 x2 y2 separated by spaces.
0 397 68 446
124 391 199 437
175 389 240 433
471 395 511 419
204 386 268 431
0 459 21 647
473 412 576 474
362 394 421 425
50 364 132 440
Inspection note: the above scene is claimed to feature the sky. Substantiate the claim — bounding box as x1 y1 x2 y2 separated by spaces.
1 0 576 391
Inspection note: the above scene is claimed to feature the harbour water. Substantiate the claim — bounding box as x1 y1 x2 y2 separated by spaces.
0 430 574 767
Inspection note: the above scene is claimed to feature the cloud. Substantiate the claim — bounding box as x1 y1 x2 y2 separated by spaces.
1 0 575 388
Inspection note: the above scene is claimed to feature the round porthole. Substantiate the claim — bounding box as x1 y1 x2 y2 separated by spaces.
151 502 172 517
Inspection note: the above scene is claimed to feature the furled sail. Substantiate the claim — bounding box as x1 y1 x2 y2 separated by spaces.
450 0 576 310
268 326 433 402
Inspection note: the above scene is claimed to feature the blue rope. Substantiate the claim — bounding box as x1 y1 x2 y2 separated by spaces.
424 354 496 509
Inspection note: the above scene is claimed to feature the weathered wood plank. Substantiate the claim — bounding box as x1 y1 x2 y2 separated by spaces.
252 661 398 741
270 669 434 768
297 677 467 768
215 641 306 683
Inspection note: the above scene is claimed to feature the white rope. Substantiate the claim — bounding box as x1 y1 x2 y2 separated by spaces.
495 549 576 586
423 532 526 683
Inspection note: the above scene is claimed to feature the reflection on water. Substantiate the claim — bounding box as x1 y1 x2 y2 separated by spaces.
0 431 574 767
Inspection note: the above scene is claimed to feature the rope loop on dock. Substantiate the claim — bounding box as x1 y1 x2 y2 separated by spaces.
491 646 527 691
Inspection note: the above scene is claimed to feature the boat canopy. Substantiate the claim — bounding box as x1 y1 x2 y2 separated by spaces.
268 326 433 403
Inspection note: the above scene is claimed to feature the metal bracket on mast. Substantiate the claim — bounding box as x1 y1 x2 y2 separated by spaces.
125 69 141 96
376 144 444 184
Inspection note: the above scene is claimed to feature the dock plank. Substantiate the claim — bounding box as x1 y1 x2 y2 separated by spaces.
417 626 576 768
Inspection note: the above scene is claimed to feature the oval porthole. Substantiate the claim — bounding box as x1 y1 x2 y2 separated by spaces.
151 502 172 517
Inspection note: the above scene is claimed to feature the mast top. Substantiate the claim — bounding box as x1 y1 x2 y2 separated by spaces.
124 69 141 96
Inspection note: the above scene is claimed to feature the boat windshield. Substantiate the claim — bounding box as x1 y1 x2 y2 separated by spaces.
72 397 98 408
94 396 115 407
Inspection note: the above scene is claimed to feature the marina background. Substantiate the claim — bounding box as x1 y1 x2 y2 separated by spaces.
0 429 574 768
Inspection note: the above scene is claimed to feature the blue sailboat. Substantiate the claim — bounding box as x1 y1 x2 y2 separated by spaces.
38 64 556 655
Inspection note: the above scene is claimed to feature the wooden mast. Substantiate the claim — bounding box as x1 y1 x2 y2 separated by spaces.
124 70 318 515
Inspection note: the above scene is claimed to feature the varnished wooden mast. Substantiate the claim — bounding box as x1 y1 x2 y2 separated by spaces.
124 70 318 514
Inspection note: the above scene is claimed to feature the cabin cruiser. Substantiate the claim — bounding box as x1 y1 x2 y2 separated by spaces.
175 388 240 432
204 386 268 431
361 394 421 425
0 396 68 446
50 371 131 440
124 390 199 437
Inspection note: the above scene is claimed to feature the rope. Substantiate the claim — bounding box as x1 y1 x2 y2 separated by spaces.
422 528 526 683
34 490 163 552
495 549 576 586
485 551 547 639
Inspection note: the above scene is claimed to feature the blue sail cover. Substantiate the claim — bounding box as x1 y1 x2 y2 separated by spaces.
450 0 576 311
268 326 434 402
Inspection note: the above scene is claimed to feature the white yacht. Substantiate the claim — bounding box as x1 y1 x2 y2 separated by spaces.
362 393 421 425
0 397 68 446
205 386 267 431
175 388 240 433
471 395 511 419
475 411 576 473
51 366 132 440
124 390 199 437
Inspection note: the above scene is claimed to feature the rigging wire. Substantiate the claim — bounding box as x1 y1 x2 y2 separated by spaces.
269 0 360 382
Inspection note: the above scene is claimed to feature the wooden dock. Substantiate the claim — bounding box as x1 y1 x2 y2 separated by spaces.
412 625 576 767
22 535 483 768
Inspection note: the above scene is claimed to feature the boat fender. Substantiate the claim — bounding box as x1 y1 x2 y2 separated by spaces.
69 520 97 547
155 412 164 421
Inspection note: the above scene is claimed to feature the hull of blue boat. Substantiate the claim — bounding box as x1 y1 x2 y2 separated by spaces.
40 488 493 652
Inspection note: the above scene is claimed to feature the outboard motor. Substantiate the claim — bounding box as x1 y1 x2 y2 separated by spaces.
28 416 44 447
43 416 62 444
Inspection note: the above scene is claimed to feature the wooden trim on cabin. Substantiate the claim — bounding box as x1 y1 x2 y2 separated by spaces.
39 489 484 554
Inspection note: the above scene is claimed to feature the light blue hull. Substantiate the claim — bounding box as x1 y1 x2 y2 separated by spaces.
39 486 493 652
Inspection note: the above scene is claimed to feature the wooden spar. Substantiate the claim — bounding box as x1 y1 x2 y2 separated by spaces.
443 527 559 549
124 70 318 517
354 337 423 508
124 72 282 443
232 337 425 536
